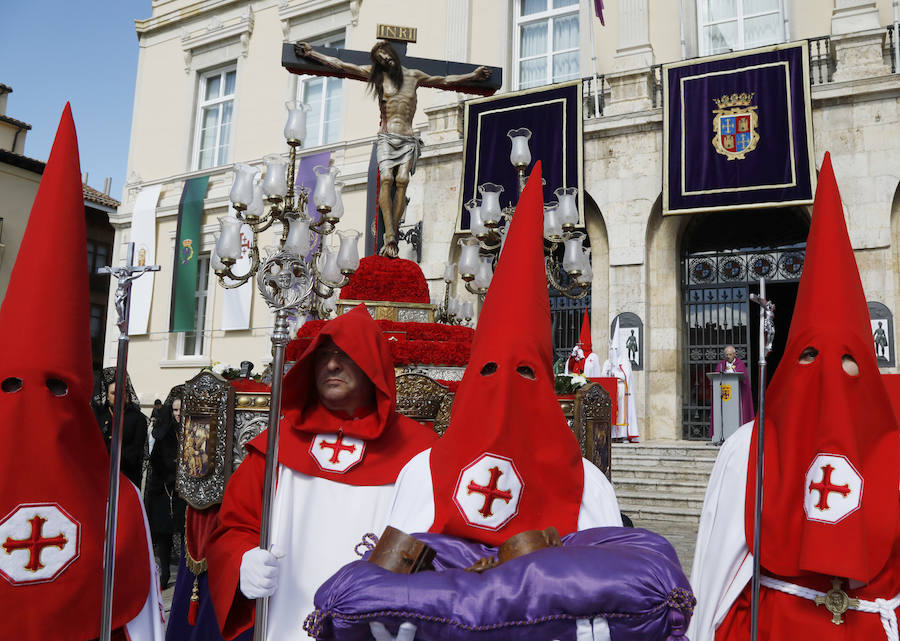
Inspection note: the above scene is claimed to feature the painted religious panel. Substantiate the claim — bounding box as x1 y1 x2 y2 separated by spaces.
176 371 235 509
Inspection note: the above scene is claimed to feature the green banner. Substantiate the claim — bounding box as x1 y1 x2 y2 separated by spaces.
169 176 209 332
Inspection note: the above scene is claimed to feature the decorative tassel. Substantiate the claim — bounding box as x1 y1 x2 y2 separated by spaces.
188 576 200 625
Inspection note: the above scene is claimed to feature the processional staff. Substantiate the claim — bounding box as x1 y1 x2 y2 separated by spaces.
748 278 775 641
97 243 160 641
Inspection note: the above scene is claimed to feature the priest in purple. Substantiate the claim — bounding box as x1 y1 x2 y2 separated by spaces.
709 345 754 438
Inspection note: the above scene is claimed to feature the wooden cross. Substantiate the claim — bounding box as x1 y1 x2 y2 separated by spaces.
281 27 501 256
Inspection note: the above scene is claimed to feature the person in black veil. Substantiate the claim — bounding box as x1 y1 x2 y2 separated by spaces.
145 385 187 589
92 366 147 488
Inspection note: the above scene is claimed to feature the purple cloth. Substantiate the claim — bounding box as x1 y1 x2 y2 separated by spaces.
166 541 253 641
708 357 755 438
306 527 694 641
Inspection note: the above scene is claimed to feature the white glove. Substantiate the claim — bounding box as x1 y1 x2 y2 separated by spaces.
239 545 283 599
369 621 417 641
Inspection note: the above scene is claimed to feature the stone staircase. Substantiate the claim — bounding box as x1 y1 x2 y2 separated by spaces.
611 441 721 577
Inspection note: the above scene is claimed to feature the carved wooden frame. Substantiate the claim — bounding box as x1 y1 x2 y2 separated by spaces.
176 371 235 509
395 373 454 436
574 382 613 480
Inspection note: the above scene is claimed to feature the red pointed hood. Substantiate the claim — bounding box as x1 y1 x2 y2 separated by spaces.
428 162 584 545
578 309 592 355
0 104 150 640
745 152 900 582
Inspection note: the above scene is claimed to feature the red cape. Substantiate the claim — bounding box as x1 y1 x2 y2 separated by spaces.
207 305 436 638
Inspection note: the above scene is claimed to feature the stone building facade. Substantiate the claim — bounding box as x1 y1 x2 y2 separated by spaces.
113 0 900 440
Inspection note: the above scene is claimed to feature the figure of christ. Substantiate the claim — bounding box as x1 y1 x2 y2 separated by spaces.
295 41 491 258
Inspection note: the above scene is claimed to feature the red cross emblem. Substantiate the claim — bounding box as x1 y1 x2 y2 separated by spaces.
809 464 851 510
310 433 365 473
3 515 68 571
804 454 863 524
467 467 513 518
454 453 523 531
0 503 80 585
319 433 357 464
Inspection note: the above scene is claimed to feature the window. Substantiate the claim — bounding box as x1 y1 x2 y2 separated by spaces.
194 67 236 169
177 254 210 357
699 0 784 56
515 0 580 90
90 304 105 339
297 36 344 147
86 239 110 274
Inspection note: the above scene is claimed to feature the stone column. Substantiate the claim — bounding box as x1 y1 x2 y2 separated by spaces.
830 0 890 82
604 0 656 116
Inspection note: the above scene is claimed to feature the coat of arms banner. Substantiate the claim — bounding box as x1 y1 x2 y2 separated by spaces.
662 41 815 215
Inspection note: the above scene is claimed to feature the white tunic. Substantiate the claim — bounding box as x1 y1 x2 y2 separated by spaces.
385 449 623 533
265 465 397 641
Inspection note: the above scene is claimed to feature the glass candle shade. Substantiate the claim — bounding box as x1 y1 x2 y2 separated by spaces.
463 301 474 319
473 256 494 291
465 198 487 238
457 237 480 281
507 128 532 170
554 187 579 229
229 163 259 209
262 154 288 201
216 215 244 261
313 165 340 211
320 246 343 284
478 183 504 227
576 247 593 285
543 202 562 240
284 100 311 143
245 182 265 220
328 182 345 222
336 229 361 273
210 247 226 272
284 216 311 257
443 261 457 283
563 232 586 277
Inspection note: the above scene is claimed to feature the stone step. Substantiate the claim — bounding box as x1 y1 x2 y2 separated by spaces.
612 442 721 460
613 477 708 497
617 489 705 512
612 467 714 484
612 454 716 473
618 502 701 526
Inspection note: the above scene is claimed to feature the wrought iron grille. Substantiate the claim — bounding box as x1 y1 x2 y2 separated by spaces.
550 284 592 365
681 247 804 439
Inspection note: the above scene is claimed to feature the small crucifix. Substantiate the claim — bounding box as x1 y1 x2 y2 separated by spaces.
282 25 501 258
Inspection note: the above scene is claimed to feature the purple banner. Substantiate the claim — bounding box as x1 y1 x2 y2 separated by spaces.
458 82 583 232
663 42 815 215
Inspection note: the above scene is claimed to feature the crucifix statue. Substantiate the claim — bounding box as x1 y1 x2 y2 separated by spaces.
285 32 499 258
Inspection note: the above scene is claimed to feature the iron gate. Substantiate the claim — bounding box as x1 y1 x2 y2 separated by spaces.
681 247 804 439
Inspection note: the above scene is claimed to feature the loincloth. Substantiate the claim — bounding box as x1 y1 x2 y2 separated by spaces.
376 132 424 175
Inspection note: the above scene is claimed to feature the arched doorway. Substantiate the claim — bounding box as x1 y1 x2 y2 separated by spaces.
680 207 809 440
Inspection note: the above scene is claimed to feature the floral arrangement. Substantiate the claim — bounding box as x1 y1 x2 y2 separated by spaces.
204 361 263 382
554 373 588 394
338 255 430 304
287 318 474 367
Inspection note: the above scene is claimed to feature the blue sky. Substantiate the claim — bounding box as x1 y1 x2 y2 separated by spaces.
1 1 150 201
